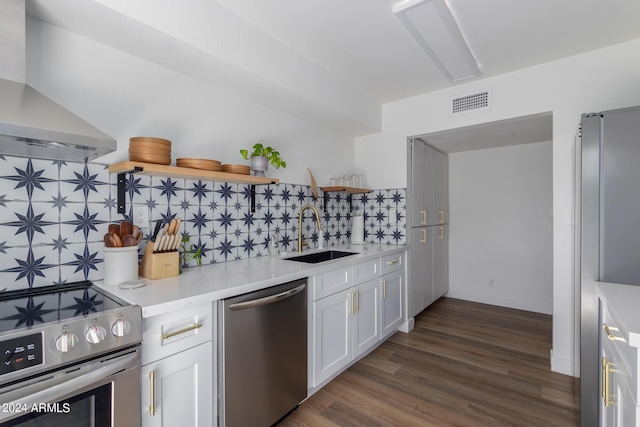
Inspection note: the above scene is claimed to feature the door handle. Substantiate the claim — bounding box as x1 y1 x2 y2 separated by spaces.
601 357 618 407
382 278 386 299
438 226 445 239
421 210 427 225
439 210 445 223
355 289 359 313
228 284 306 310
420 229 427 243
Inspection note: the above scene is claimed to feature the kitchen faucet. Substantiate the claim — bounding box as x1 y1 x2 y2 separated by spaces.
298 204 322 253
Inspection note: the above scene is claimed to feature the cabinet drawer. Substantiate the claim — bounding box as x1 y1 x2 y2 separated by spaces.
381 252 404 275
352 258 380 285
313 268 351 301
142 302 213 366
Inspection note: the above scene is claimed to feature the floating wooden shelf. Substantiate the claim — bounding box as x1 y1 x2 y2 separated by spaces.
109 161 278 214
319 186 371 194
319 186 371 211
108 161 279 185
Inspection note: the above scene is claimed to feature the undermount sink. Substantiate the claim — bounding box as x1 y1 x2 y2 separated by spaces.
283 250 357 264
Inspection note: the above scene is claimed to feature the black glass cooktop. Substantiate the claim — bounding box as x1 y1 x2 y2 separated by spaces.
0 281 122 333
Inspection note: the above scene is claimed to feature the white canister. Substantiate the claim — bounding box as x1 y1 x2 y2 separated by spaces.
351 214 365 245
103 246 139 285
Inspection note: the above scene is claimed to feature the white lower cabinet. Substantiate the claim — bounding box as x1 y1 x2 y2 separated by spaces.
313 289 352 386
141 303 214 426
598 290 640 427
352 279 380 359
311 251 405 390
381 269 403 338
142 343 213 427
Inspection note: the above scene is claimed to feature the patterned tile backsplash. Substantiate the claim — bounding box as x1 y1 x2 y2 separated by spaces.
0 156 406 291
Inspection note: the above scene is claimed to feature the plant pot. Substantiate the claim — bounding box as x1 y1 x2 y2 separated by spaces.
251 156 269 176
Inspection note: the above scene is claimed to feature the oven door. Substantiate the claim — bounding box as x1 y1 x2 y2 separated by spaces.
0 347 140 426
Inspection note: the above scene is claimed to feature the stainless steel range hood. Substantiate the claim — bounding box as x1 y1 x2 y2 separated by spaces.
0 0 116 162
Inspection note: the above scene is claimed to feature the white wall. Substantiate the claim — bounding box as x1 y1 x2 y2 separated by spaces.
355 38 640 376
448 142 553 314
25 19 356 186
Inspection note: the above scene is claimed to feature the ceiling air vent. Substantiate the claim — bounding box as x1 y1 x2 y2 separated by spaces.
451 89 491 115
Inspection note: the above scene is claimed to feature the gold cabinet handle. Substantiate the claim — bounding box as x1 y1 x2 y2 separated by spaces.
382 278 386 299
603 324 627 342
420 229 427 243
350 291 354 315
355 289 359 313
439 210 445 223
601 357 618 407
149 371 156 416
160 323 203 341
420 210 427 225
438 226 445 239
386 259 399 265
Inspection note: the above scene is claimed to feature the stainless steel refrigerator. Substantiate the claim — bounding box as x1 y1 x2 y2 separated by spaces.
579 105 640 425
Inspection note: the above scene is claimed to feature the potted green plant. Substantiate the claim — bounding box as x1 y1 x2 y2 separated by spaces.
240 143 287 176
179 235 202 274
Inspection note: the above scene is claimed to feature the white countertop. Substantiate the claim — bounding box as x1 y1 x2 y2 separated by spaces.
96 244 405 317
595 281 640 348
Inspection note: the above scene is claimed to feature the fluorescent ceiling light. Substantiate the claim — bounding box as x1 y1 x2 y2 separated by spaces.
393 0 481 82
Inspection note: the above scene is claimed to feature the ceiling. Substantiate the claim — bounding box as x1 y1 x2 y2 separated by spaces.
24 0 640 144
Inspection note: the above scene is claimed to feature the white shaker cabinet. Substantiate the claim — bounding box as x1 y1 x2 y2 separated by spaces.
141 303 214 427
433 225 449 301
310 252 405 390
141 343 212 427
410 227 433 318
597 283 640 427
312 288 353 386
408 138 449 318
352 279 381 359
411 139 434 227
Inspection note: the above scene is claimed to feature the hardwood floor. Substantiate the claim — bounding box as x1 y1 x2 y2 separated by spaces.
281 297 580 426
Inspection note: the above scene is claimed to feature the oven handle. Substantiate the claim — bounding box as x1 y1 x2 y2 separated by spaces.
0 352 138 423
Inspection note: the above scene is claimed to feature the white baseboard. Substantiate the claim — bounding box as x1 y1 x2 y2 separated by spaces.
445 289 553 315
399 317 414 333
550 349 577 377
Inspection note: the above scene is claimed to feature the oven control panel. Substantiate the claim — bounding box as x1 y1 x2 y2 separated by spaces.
0 333 43 376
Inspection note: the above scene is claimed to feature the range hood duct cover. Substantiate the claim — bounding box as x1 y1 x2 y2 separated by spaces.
0 0 116 162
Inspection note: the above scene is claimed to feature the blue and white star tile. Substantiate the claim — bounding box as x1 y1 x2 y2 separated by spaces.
60 202 109 244
187 179 213 206
3 201 59 247
3 245 59 289
236 233 257 260
0 157 58 203
60 162 110 203
62 242 102 283
151 176 183 206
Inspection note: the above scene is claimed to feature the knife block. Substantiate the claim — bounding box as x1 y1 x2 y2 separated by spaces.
139 242 179 280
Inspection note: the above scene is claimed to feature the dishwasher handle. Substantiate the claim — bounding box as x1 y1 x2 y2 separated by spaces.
228 283 306 311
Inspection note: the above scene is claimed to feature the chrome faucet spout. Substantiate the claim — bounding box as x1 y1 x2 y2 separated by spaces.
298 204 322 253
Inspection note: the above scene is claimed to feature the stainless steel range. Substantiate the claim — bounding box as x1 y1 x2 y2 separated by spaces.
0 281 142 426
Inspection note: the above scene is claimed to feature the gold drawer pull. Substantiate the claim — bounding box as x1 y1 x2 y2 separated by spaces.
421 210 427 225
149 371 156 416
439 210 445 223
420 229 427 243
386 259 399 265
601 357 618 407
438 226 445 239
603 324 627 342
161 323 203 340
382 278 387 299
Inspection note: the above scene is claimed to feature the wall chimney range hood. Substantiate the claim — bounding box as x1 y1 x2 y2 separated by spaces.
0 0 116 162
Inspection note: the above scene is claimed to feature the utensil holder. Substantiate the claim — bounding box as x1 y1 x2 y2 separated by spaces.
139 242 179 280
103 246 139 285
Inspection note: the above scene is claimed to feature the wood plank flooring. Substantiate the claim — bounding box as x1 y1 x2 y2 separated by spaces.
281 297 580 426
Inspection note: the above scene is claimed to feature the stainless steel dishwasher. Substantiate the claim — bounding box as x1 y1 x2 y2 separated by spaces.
219 278 307 427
